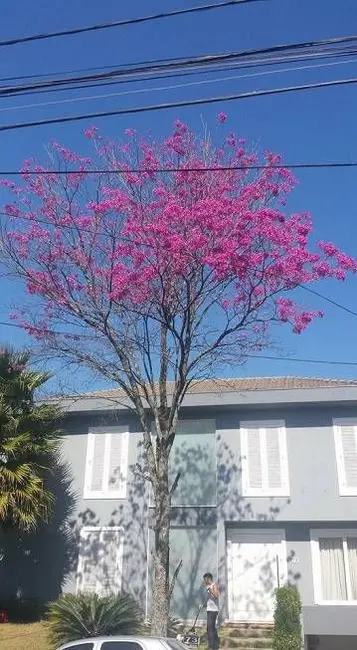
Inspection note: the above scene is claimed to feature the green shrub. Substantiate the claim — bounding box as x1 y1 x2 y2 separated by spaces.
273 586 302 650
47 592 143 646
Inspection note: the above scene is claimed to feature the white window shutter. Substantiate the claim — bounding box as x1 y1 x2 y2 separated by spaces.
84 431 129 499
247 428 263 490
339 425 357 491
98 529 123 594
78 530 101 593
240 421 289 497
108 432 129 498
108 433 123 492
265 426 282 490
77 528 123 595
84 433 106 496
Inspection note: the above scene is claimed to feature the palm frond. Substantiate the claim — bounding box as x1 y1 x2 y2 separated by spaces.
48 593 143 646
0 346 63 531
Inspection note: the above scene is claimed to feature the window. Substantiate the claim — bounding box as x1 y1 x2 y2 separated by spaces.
333 419 357 495
76 527 124 595
100 641 143 650
240 420 289 497
311 529 357 603
84 430 129 499
63 645 94 650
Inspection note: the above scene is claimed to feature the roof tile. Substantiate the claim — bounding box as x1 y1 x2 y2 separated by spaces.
83 376 357 399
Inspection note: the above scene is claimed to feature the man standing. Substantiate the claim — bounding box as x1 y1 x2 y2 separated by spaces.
203 572 219 650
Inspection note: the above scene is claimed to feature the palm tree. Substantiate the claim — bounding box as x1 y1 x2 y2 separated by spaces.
0 347 62 531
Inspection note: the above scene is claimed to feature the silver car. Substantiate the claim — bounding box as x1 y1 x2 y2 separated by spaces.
57 636 187 650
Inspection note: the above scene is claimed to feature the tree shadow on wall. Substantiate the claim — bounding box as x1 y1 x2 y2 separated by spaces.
216 433 293 620
148 435 290 622
69 427 294 624
70 438 150 610
0 459 76 614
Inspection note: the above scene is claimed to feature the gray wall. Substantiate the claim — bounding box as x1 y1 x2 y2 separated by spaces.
60 413 219 614
11 398 357 630
61 412 150 606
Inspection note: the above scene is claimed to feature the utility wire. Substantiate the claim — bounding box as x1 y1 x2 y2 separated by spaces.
1 162 357 176
1 204 357 325
300 285 357 317
0 0 266 48
249 355 357 367
1 76 357 132
7 49 356 101
2 35 357 98
3 56 356 114
2 44 356 94
0 318 357 368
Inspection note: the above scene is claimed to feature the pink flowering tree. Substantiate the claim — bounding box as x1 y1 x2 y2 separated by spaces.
1 116 356 633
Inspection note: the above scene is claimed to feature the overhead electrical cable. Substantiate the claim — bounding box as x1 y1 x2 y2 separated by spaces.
0 0 267 48
2 57 356 114
0 319 357 368
1 77 357 132
2 35 357 99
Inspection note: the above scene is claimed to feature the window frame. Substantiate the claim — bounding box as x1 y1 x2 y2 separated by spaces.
83 430 129 500
240 419 290 497
76 526 124 595
333 418 357 496
310 528 357 605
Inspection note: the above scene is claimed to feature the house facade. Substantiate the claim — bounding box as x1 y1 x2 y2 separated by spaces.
57 377 357 650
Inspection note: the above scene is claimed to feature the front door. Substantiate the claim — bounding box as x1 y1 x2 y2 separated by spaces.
227 529 287 622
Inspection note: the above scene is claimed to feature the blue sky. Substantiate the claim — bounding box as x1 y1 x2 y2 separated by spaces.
1 0 357 389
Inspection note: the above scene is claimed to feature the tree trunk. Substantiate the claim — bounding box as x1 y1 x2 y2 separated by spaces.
151 455 170 637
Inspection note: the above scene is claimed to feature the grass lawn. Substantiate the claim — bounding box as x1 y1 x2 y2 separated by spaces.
0 622 50 650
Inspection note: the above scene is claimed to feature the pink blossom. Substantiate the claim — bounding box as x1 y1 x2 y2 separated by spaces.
0 118 355 351
217 112 228 124
84 126 98 139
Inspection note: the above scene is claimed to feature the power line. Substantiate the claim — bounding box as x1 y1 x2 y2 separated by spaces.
5 50 353 101
1 203 357 325
0 0 266 48
3 56 356 115
1 161 357 176
2 45 356 98
250 354 357 367
1 76 357 132
0 317 357 368
2 35 357 98
300 284 357 317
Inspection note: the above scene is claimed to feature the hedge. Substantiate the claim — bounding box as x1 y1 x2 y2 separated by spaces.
273 586 302 650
